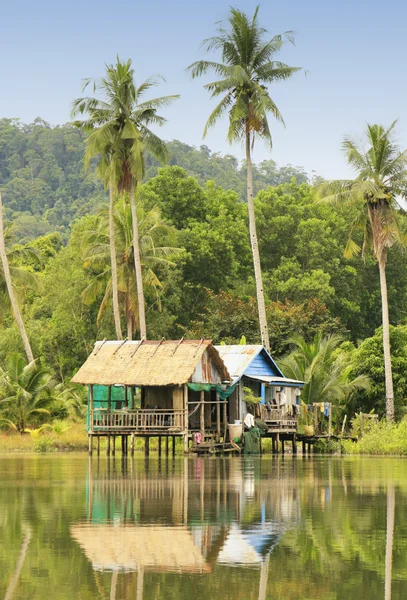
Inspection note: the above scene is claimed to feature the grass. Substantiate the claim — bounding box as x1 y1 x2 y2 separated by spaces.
0 421 187 454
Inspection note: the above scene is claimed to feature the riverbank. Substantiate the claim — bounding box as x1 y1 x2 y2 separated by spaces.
2 419 407 455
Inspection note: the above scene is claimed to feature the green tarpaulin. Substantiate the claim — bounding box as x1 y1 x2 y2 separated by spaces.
187 382 238 400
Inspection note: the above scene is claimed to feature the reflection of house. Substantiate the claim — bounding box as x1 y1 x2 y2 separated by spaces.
72 339 230 453
215 345 304 437
217 522 284 566
71 524 211 573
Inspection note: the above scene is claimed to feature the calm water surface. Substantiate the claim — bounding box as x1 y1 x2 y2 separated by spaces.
0 454 406 599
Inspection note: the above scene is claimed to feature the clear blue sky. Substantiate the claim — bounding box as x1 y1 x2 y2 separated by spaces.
1 0 406 179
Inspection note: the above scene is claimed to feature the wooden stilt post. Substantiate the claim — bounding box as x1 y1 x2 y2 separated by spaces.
281 438 285 454
302 439 306 455
172 436 176 457
121 436 125 455
165 436 169 456
145 437 150 457
112 436 116 456
314 404 319 435
223 398 227 445
97 436 100 456
107 435 111 456
328 403 332 440
158 436 162 457
216 391 221 443
292 433 297 454
130 433 135 457
88 434 93 456
200 391 205 441
276 433 280 454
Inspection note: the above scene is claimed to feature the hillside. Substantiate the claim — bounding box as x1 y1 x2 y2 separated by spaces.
0 118 309 242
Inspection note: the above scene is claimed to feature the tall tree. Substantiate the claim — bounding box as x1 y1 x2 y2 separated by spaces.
72 58 179 340
188 6 300 351
81 199 180 339
0 193 34 362
318 122 407 421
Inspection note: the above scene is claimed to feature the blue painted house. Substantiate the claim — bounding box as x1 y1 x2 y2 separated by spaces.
215 345 304 431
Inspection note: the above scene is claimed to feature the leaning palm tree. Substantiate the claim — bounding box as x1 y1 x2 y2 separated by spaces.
72 58 179 340
188 6 301 351
318 122 407 421
279 332 370 406
81 199 180 339
0 194 34 362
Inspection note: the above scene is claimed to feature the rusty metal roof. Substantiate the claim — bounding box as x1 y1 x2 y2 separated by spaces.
214 345 264 382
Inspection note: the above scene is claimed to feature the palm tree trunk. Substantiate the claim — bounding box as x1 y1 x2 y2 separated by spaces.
4 525 32 600
130 180 147 340
127 314 133 340
385 484 395 600
245 126 270 352
109 178 122 340
378 258 394 421
0 193 34 363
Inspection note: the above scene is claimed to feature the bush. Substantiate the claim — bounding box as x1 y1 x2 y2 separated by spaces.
342 419 407 455
313 438 343 454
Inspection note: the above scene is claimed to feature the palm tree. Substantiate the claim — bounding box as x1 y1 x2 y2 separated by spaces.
188 6 300 351
81 199 180 339
279 332 370 406
0 194 34 362
72 58 179 340
0 353 56 433
318 122 407 421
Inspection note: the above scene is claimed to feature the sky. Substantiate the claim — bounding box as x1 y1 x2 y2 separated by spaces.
1 0 407 179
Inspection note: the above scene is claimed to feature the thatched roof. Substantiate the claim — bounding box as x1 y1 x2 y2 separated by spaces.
70 524 210 573
71 339 229 386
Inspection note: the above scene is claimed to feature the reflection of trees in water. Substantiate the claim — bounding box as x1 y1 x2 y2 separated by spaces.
0 456 406 599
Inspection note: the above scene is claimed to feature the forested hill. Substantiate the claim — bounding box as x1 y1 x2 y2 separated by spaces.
0 118 309 242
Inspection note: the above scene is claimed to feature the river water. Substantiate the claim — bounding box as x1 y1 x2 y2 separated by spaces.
0 454 406 599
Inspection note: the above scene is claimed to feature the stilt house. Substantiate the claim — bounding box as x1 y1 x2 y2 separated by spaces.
215 345 304 435
71 339 230 452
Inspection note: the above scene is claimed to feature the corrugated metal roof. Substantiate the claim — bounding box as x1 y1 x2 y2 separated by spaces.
248 375 304 387
72 340 229 386
214 345 263 382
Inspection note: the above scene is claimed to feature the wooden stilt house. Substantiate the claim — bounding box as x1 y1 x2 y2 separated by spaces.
215 345 304 451
71 339 230 454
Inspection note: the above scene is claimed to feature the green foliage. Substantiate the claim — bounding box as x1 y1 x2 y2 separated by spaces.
343 419 407 455
188 6 301 149
0 353 57 433
279 332 370 406
347 326 407 418
242 387 261 405
313 438 343 454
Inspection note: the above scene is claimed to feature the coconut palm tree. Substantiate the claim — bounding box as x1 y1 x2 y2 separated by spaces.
72 58 179 340
279 332 370 406
0 194 34 362
318 122 407 421
81 199 180 339
188 6 301 351
0 353 57 433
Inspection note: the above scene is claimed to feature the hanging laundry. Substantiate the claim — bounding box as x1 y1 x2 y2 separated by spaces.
244 413 255 429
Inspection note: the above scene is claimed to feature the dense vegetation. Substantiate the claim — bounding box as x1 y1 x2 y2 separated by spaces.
1 118 407 428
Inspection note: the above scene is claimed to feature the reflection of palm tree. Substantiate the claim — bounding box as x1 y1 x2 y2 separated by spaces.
258 554 269 600
4 525 32 600
385 485 395 600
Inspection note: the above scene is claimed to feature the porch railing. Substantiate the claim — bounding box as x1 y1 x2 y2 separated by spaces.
260 406 298 426
91 409 186 433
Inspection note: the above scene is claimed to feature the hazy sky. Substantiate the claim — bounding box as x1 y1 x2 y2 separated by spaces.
1 0 406 179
